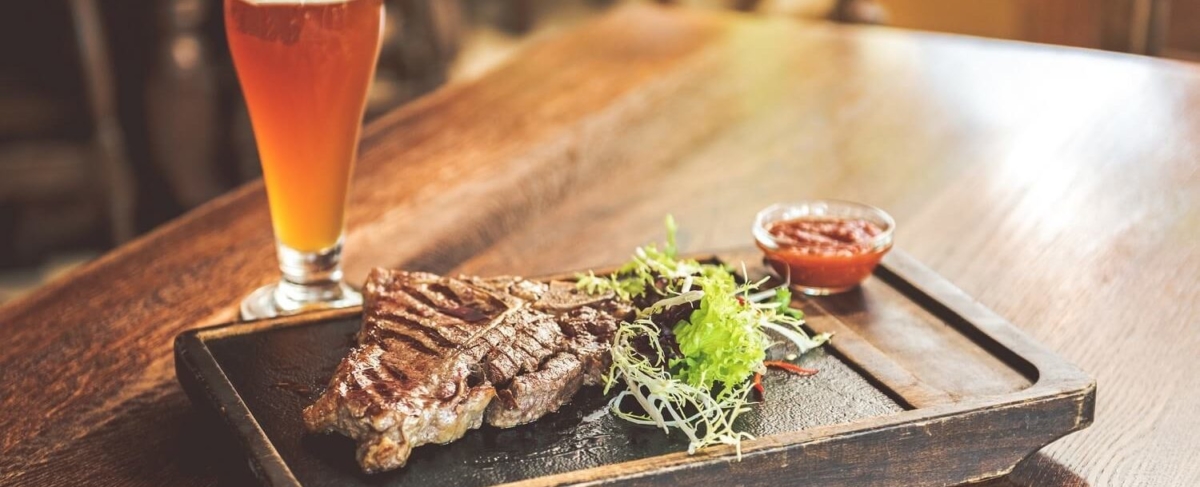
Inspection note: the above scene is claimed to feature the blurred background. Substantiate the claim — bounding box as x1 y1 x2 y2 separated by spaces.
0 0 1190 302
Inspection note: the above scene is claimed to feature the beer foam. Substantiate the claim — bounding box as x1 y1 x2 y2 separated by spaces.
241 0 352 4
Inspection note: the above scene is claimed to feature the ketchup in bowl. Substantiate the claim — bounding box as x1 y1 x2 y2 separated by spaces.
753 201 894 295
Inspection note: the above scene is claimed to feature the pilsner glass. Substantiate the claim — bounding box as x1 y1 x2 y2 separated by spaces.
225 0 384 319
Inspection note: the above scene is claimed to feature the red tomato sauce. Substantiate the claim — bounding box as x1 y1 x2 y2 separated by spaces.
758 218 890 291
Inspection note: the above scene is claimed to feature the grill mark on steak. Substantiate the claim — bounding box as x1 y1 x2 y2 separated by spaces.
485 353 517 386
525 319 562 348
512 326 557 371
371 309 458 350
485 353 586 428
369 380 405 401
303 269 631 474
380 360 411 386
426 283 465 304
440 305 491 323
485 325 526 368
361 366 386 384
401 286 496 326
386 291 440 321
396 286 445 310
367 326 440 356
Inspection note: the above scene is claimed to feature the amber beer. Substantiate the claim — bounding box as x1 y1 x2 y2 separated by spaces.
226 0 383 253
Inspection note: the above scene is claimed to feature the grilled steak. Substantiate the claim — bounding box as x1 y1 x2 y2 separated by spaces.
302 269 630 473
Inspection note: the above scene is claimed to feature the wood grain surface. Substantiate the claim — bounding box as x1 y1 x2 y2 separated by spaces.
1 4 1197 486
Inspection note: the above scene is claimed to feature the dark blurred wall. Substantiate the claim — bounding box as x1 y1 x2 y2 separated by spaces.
0 0 469 270
1166 0 1200 60
100 0 222 232
0 3 91 141
1 2 108 266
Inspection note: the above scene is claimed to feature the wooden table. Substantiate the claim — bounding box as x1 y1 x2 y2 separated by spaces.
3 4 1198 486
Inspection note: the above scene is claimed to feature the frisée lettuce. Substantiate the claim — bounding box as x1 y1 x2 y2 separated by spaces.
577 216 831 456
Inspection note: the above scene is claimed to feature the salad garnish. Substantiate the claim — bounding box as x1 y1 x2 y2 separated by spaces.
577 216 831 456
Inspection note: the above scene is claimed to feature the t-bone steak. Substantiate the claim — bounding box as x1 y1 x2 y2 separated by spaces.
302 269 631 473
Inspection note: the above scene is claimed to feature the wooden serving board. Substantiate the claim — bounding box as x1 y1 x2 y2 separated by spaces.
174 248 1094 487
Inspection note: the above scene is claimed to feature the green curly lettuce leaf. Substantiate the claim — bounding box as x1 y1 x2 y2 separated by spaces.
580 215 830 456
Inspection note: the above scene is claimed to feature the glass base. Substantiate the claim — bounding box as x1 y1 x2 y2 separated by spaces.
240 280 362 320
792 283 858 296
240 238 362 321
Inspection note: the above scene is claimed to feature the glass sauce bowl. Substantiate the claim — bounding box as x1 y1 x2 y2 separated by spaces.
753 200 895 295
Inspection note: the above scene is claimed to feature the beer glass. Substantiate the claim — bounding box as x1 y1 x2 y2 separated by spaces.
226 0 384 319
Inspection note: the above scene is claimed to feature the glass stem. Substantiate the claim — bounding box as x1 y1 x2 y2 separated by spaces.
240 235 363 320
275 238 351 305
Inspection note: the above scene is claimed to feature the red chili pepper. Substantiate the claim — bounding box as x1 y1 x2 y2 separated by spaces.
752 372 764 400
764 360 819 376
736 295 747 306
